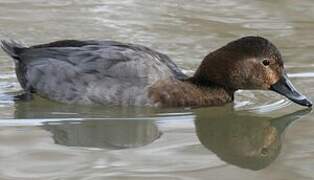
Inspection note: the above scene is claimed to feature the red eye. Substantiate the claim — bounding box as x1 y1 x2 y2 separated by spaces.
262 59 270 66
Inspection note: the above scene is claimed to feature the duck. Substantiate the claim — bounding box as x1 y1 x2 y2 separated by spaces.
1 36 312 107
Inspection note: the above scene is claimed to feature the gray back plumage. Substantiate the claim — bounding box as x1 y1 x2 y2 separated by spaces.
1 40 186 106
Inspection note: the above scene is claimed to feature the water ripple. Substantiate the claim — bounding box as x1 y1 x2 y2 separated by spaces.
244 99 291 113
288 72 314 78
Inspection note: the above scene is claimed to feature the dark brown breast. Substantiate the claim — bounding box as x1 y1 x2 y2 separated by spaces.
148 78 234 107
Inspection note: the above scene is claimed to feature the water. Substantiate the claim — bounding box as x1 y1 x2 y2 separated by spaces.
0 0 314 179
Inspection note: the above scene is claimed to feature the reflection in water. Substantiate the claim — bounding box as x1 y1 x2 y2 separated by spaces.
13 95 158 119
43 120 161 149
13 97 162 149
194 108 311 170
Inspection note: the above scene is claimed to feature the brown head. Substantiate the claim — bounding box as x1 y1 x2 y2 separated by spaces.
192 36 312 107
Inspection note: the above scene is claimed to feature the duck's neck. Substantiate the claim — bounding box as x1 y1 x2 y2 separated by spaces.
148 77 235 107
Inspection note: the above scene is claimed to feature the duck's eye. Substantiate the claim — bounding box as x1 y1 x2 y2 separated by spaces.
262 59 270 66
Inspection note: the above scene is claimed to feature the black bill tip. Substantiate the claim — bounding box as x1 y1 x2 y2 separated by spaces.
299 98 312 107
270 74 312 107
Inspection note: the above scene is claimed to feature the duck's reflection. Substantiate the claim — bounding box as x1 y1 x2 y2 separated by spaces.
13 96 311 168
43 119 161 149
12 97 167 149
194 108 311 170
13 95 157 119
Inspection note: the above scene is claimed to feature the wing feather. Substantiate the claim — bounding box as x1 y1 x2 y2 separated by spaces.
15 41 186 105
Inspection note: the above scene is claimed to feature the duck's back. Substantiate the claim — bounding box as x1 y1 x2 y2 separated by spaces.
1 40 186 106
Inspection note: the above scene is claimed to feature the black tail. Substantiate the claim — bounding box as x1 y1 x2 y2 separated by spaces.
1 40 29 90
0 40 25 60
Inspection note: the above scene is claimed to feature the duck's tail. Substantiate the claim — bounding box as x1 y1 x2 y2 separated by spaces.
0 40 26 61
1 40 30 90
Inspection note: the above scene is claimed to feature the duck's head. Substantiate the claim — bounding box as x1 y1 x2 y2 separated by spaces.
193 36 312 107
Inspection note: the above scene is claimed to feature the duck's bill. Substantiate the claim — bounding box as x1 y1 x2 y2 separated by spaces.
270 74 312 107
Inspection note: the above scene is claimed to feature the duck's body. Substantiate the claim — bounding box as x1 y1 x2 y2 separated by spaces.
1 40 192 106
149 79 233 107
1 37 311 107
